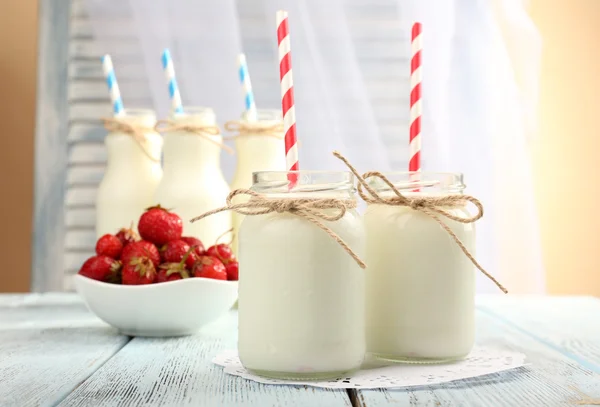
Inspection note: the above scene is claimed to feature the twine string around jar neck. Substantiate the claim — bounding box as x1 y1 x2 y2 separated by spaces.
333 151 507 293
223 120 285 140
191 188 366 269
102 117 161 163
154 120 234 155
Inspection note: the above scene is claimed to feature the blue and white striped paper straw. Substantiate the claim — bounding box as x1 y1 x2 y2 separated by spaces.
161 49 184 115
101 54 125 116
237 53 257 121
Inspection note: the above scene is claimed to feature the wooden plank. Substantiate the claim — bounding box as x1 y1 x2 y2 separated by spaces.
67 165 105 185
31 0 71 292
69 61 146 81
479 296 600 370
66 185 98 207
69 81 151 102
69 39 141 60
355 304 600 406
0 294 130 406
58 311 352 407
65 229 96 251
68 123 105 143
69 142 106 165
66 208 96 228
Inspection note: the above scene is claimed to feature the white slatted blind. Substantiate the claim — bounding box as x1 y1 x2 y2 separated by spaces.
63 0 411 290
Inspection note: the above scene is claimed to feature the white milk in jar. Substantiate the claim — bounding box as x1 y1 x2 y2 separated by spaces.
96 109 163 237
229 109 286 255
238 171 365 379
364 172 476 363
154 107 231 245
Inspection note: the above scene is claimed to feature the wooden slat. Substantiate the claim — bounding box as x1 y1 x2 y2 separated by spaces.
58 312 352 407
479 296 600 370
66 208 96 228
69 61 146 80
70 102 154 122
0 294 130 406
70 18 138 39
68 123 105 143
69 39 141 60
65 229 96 251
66 185 98 207
356 301 600 406
69 80 151 102
32 0 71 292
67 165 105 185
69 142 106 164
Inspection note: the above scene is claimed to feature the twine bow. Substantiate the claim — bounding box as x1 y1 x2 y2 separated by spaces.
224 120 285 139
154 120 234 154
102 117 161 162
191 189 366 269
333 151 507 293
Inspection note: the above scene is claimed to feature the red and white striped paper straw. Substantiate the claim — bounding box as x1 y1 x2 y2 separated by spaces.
276 10 299 187
409 22 422 177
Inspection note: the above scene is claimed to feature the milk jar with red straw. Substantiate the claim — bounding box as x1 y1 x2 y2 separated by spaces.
192 11 366 380
96 55 163 238
154 50 232 246
228 54 286 255
347 24 507 364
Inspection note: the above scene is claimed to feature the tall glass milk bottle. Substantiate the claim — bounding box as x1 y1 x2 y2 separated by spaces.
364 172 476 363
238 171 365 380
229 109 286 254
96 109 163 237
154 107 231 245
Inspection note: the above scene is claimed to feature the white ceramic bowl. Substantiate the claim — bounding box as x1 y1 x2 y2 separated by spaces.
74 274 238 337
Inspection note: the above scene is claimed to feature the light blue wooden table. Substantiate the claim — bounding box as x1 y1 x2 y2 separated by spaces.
1 295 599 407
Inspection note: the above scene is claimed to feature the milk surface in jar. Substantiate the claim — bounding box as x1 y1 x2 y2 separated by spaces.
154 107 231 245
96 109 163 237
229 109 286 255
364 172 476 363
238 171 365 379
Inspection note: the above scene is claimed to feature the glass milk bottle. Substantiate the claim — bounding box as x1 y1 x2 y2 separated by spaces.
229 109 286 254
154 107 231 245
364 172 476 363
96 109 163 237
238 171 365 379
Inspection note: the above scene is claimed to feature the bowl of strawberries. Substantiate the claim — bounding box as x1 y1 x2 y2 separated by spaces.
74 206 239 337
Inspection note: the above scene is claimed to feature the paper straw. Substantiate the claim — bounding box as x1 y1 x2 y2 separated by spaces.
101 54 124 117
161 49 184 115
409 22 422 175
276 10 299 187
237 53 258 121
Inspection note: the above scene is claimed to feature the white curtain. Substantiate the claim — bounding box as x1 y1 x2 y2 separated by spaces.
85 0 544 293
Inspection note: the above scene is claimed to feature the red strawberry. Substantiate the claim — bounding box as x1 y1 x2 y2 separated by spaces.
157 262 190 283
115 225 140 247
95 234 123 259
193 256 227 280
78 255 121 283
181 236 206 256
206 244 235 265
122 257 156 285
138 206 183 246
225 261 239 281
162 240 197 269
121 241 160 268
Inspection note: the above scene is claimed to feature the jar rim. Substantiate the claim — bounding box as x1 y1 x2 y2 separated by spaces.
366 171 465 192
241 109 282 122
252 171 356 193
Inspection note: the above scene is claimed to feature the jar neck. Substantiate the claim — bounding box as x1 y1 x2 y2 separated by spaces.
367 172 465 196
162 133 222 173
105 133 162 170
251 171 356 199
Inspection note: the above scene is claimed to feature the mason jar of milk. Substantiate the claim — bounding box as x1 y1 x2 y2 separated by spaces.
154 107 231 245
96 109 163 237
229 109 286 254
364 172 476 363
238 171 365 379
